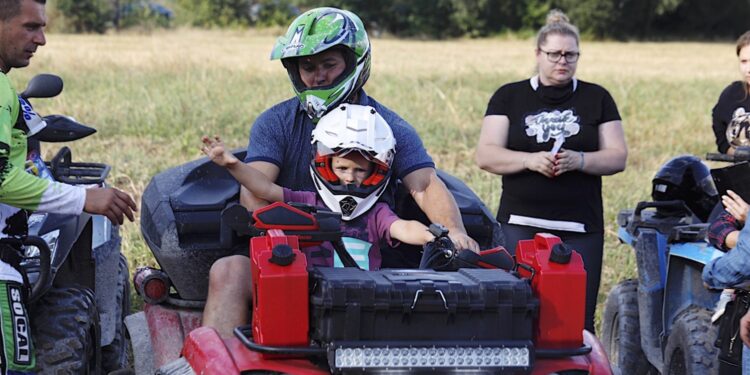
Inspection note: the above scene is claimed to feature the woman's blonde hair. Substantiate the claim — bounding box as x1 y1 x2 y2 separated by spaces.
535 9 580 49
737 31 750 97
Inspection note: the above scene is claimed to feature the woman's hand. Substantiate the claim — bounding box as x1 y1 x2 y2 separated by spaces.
553 149 584 176
723 190 749 223
523 151 556 178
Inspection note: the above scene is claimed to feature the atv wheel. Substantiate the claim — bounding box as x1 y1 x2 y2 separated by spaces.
663 307 718 375
600 279 656 375
31 287 100 374
102 254 131 372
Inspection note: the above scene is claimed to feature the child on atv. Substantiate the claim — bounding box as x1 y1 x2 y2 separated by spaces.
201 104 437 270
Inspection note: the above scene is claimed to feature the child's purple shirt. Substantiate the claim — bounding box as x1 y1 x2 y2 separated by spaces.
283 188 400 270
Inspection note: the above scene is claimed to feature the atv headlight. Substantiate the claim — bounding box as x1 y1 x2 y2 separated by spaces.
24 229 60 258
332 342 532 371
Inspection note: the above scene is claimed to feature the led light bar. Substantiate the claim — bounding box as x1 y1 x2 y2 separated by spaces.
332 343 532 370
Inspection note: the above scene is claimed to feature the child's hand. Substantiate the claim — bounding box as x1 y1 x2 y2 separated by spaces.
723 190 749 223
201 135 239 167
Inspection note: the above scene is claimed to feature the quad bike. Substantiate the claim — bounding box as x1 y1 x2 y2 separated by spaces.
15 74 130 373
600 153 742 375
127 153 613 374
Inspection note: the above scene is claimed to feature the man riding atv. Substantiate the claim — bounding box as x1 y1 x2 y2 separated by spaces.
201 104 442 271
202 7 481 339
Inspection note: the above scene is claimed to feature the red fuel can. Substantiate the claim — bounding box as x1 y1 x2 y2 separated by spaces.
250 230 309 356
516 233 586 349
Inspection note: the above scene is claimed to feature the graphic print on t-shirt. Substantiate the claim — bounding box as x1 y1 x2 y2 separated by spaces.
726 107 750 146
525 109 581 144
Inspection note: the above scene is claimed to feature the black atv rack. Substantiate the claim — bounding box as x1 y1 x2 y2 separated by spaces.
49 146 110 185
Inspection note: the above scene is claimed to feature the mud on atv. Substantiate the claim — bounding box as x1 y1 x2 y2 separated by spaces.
17 74 131 373
128 150 612 374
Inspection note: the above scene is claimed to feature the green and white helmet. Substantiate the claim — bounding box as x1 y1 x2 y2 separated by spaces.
271 7 371 120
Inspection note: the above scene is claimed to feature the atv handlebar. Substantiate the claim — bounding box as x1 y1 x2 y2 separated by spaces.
707 146 750 163
419 224 455 270
419 225 515 271
706 153 737 162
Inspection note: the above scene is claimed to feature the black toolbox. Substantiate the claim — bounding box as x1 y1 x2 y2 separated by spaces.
309 267 537 343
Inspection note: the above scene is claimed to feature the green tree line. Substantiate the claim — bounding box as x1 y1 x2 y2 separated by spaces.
52 0 750 40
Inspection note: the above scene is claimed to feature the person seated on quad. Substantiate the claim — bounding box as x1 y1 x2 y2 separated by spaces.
708 191 747 252
0 0 137 372
712 31 750 156
705 40 750 367
475 9 627 334
202 104 438 271
202 7 478 338
708 39 750 336
704 214 750 374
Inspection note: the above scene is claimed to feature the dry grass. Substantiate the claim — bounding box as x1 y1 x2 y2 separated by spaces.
10 29 741 327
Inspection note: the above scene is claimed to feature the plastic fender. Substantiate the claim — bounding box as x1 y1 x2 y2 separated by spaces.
181 328 329 375
668 242 723 266
583 329 615 374
663 256 720 336
225 338 329 374
182 327 241 374
632 228 667 367
617 227 634 246
124 311 154 375
144 303 203 369
531 331 613 374
92 221 122 346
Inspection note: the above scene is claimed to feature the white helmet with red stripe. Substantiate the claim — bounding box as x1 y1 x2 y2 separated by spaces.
310 104 396 221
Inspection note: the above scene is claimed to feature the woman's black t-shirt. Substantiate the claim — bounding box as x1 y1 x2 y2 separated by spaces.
712 81 750 154
485 77 621 233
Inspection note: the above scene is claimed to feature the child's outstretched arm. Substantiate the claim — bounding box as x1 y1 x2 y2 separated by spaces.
201 135 283 202
389 219 436 246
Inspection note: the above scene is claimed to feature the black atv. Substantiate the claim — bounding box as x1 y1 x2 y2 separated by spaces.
18 74 130 373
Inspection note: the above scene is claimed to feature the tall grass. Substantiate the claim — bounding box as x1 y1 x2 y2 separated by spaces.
11 30 740 326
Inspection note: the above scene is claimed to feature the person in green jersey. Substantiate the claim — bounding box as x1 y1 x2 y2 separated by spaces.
0 0 137 372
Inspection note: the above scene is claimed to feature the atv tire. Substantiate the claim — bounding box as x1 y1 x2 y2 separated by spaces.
663 307 718 375
31 286 100 374
102 254 131 372
601 279 656 375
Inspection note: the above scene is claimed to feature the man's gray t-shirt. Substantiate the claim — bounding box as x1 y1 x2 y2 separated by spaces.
245 90 434 199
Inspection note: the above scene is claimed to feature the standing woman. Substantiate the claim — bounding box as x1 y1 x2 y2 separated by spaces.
712 31 750 155
475 9 627 334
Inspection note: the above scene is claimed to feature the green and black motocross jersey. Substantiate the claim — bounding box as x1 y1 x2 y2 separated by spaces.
0 73 85 237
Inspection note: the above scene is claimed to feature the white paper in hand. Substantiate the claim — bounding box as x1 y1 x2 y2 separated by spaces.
550 136 565 154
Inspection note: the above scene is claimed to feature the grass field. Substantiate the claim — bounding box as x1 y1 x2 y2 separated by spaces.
9 29 741 328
